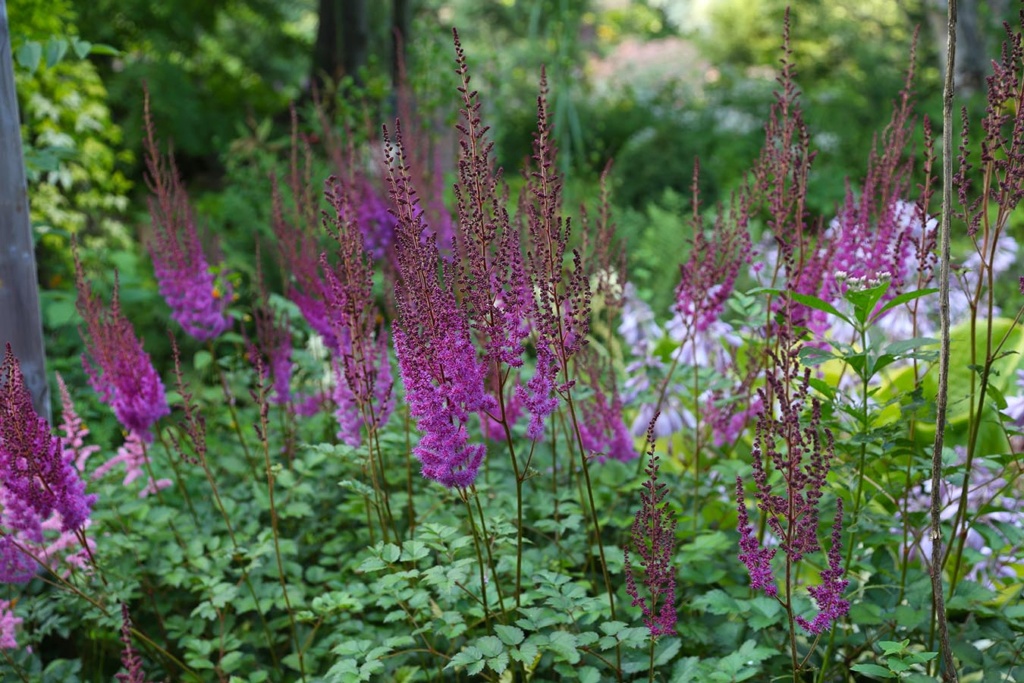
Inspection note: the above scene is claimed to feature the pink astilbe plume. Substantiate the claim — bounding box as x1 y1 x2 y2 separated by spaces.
75 252 169 440
385 122 495 488
143 95 233 341
56 374 99 473
270 110 340 348
0 345 95 534
625 416 677 637
0 600 21 649
91 431 171 498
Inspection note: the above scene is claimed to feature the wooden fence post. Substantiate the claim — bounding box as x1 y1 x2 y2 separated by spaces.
0 0 51 422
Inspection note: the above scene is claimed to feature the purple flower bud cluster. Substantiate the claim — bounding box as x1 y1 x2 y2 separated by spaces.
625 418 677 637
577 357 636 462
115 603 149 683
144 97 233 341
796 501 850 634
76 261 170 440
0 346 95 535
737 340 848 633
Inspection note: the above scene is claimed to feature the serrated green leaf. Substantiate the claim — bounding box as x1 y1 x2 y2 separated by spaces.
445 646 483 671
487 652 509 676
494 624 525 646
547 631 580 664
476 636 503 658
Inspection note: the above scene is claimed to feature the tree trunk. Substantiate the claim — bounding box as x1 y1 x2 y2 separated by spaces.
312 0 369 92
926 0 990 95
0 0 51 421
391 0 411 90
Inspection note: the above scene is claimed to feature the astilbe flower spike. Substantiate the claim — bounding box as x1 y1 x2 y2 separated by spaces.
624 416 677 637
75 252 169 440
322 177 396 444
143 94 233 341
385 122 494 488
0 601 21 649
737 338 849 633
116 603 149 683
518 68 591 438
0 345 96 534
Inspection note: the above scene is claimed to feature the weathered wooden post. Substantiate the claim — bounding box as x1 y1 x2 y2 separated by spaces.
0 0 51 421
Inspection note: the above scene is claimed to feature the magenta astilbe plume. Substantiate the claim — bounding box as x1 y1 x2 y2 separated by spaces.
143 96 233 341
386 122 495 488
451 30 532 372
76 257 169 440
675 160 751 335
519 69 591 436
796 500 850 634
0 346 95 534
736 477 777 597
322 177 396 443
625 417 677 637
577 356 636 462
737 337 847 633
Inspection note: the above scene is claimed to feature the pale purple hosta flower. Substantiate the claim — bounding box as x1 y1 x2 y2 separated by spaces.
1005 370 1024 426
75 257 170 440
0 346 95 534
618 283 661 353
144 97 232 341
904 446 1024 586
0 601 21 649
625 418 677 637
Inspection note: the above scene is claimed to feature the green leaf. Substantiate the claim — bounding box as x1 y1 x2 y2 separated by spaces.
494 624 525 646
15 41 43 72
747 596 782 630
476 636 503 658
194 350 213 371
577 667 601 683
798 346 836 366
446 646 484 672
789 291 852 325
878 640 909 656
846 281 889 324
547 631 580 664
71 38 92 59
884 337 938 356
876 288 938 317
44 38 69 68
87 43 120 56
692 589 738 616
850 663 896 679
